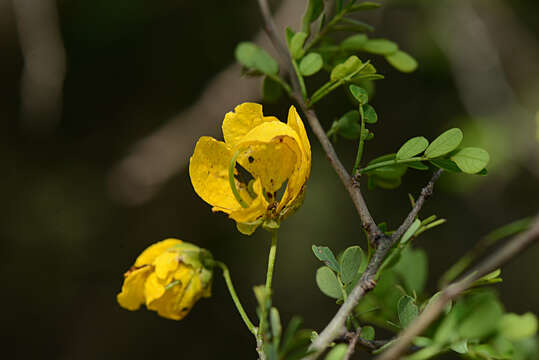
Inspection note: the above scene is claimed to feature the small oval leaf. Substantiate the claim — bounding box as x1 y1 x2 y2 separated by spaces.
290 32 308 60
386 50 418 73
299 52 323 76
398 295 419 328
235 42 279 75
340 246 365 284
341 34 368 51
396 136 429 160
349 84 368 104
425 128 463 158
362 39 398 55
450 147 490 174
362 104 378 124
316 266 342 299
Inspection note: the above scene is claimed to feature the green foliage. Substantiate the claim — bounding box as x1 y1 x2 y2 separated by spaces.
312 245 340 272
424 128 463 158
386 50 418 73
362 39 398 55
290 32 308 60
396 136 429 160
302 0 324 34
324 344 347 360
340 246 365 284
316 266 342 299
235 42 279 75
361 325 375 340
451 147 490 174
349 84 369 104
299 53 324 76
398 295 419 328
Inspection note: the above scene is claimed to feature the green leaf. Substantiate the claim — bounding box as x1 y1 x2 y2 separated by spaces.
386 50 418 73
340 246 365 284
396 136 429 160
333 110 361 140
362 104 378 123
400 218 421 244
285 27 295 46
324 344 347 360
312 245 340 272
361 326 375 341
290 32 308 60
471 269 502 287
393 247 428 294
398 295 419 328
302 0 324 31
350 2 382 11
235 42 279 75
457 292 504 339
341 34 368 51
299 52 323 76
330 56 363 81
408 162 429 170
362 39 398 55
499 313 538 340
281 316 303 353
349 84 369 104
450 339 469 354
424 128 463 158
263 76 283 103
270 307 282 347
429 158 461 173
450 147 490 174
370 164 407 179
316 266 342 299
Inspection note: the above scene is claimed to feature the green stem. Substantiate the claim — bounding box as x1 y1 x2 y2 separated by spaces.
257 231 279 347
265 230 279 291
267 74 292 96
215 261 256 335
228 150 249 208
292 59 308 99
352 104 366 174
358 157 427 174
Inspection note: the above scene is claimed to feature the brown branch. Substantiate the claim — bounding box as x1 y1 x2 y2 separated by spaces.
391 169 443 243
376 213 539 360
254 3 448 360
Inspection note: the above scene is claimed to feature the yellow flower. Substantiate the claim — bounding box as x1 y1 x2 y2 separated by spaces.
189 103 311 234
117 239 213 320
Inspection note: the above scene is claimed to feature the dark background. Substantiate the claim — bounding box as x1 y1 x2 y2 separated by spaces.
2 0 538 359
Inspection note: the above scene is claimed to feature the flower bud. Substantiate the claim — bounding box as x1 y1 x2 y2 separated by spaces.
117 239 213 320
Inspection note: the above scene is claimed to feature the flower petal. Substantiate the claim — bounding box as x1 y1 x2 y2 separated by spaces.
144 272 167 304
229 179 268 225
134 238 182 267
154 251 179 280
148 268 203 320
189 136 242 212
222 103 278 148
236 121 302 193
117 266 152 311
277 107 312 213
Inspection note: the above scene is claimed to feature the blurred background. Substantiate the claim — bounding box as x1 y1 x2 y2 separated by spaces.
2 0 538 358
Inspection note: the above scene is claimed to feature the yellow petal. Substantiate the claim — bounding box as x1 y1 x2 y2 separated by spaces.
236 121 302 193
154 251 179 279
229 179 268 225
222 103 278 148
277 107 312 213
189 136 242 212
117 266 152 311
287 106 311 162
148 269 203 320
134 238 182 267
144 272 167 304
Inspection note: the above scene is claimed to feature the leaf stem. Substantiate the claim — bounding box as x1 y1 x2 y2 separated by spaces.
229 150 249 208
292 59 308 99
265 230 279 291
352 104 366 174
214 261 256 335
267 74 292 95
358 157 427 174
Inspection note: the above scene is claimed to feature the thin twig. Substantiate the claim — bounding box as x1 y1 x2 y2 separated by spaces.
341 330 391 358
305 171 442 360
376 214 539 360
391 169 443 243
344 328 362 359
254 3 448 360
